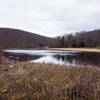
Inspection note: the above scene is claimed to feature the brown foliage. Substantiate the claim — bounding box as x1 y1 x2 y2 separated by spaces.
0 62 100 100
0 28 58 49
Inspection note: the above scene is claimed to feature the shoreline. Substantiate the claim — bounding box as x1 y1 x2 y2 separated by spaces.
1 47 100 53
48 48 100 53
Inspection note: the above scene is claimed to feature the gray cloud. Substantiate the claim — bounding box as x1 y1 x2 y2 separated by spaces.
0 0 100 37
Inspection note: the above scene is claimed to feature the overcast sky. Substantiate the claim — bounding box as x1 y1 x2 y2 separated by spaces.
0 0 100 37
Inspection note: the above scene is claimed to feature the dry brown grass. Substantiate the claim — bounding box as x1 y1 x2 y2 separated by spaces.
49 48 100 53
0 62 100 100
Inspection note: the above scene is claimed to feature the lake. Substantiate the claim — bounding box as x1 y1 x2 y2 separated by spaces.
1 49 100 67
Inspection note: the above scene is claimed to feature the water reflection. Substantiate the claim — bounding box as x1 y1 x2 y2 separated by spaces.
33 55 77 66
53 52 100 66
1 49 100 67
0 51 41 65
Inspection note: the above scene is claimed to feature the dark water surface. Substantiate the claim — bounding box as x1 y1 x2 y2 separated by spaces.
1 49 100 67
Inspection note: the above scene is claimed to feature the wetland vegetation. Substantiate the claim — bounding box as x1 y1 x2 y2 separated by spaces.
0 62 100 100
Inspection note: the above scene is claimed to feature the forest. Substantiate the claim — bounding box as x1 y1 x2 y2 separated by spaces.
0 28 58 49
57 29 100 48
0 28 100 49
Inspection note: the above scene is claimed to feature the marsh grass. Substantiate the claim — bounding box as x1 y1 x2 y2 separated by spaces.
95 46 100 49
0 62 100 100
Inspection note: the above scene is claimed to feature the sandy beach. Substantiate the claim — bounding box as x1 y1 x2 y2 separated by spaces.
49 48 100 53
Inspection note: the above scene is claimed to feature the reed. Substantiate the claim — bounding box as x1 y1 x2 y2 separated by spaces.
0 62 100 100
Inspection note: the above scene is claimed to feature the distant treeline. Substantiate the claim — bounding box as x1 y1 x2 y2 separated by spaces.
57 30 100 48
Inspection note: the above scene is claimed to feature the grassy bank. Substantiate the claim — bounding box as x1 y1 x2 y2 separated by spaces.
49 48 100 53
0 62 100 100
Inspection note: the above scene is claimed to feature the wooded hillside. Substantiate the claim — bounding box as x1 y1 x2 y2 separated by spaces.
0 28 57 49
57 30 100 48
